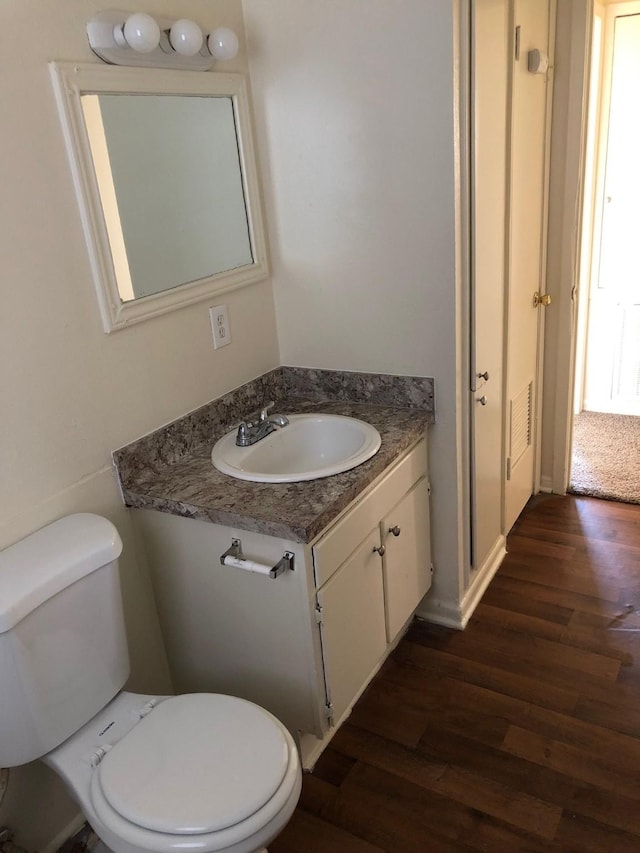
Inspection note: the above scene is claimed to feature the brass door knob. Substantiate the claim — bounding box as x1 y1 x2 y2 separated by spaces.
533 291 552 307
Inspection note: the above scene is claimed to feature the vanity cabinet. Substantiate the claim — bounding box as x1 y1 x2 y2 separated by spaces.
312 439 431 725
134 437 430 766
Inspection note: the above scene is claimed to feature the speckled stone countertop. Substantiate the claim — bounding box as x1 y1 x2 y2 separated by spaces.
114 368 434 544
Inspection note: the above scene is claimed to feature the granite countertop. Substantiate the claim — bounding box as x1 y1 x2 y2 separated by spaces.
114 367 434 544
118 398 430 544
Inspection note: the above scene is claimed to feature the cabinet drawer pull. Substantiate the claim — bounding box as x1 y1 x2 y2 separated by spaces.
372 544 386 557
389 525 401 537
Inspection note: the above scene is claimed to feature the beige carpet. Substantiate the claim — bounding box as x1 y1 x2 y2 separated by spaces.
569 411 640 504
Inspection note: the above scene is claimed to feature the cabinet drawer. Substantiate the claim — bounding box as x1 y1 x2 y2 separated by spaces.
313 438 427 588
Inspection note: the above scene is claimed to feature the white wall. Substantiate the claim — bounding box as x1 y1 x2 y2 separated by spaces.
243 0 468 620
0 1 279 848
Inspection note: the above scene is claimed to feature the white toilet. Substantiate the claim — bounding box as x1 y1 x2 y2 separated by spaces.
0 514 301 853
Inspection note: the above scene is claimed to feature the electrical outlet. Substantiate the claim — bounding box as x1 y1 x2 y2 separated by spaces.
209 304 231 349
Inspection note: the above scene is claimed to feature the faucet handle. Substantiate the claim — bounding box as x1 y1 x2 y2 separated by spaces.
242 401 275 428
259 401 276 422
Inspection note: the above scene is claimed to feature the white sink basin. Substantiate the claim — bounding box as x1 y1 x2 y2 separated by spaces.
211 413 381 483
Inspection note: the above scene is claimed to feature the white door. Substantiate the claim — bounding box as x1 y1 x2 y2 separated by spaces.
382 477 431 641
316 528 387 726
470 0 509 572
503 0 554 532
583 6 640 415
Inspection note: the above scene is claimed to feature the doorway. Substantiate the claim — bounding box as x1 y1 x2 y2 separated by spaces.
575 2 640 417
570 0 640 503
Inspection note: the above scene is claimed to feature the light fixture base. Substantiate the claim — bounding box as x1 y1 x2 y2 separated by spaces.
87 10 217 70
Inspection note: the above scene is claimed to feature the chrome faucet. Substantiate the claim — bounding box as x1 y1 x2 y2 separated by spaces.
235 402 290 447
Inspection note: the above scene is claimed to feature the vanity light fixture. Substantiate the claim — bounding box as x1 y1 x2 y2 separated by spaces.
207 27 239 61
115 12 161 53
169 18 204 56
87 10 239 70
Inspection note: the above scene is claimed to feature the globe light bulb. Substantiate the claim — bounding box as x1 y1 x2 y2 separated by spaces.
170 19 204 56
122 13 161 53
207 27 239 61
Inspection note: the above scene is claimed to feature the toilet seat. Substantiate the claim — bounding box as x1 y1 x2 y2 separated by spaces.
89 694 300 852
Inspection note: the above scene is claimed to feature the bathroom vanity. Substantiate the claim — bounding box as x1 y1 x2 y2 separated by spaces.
134 437 429 766
114 367 434 766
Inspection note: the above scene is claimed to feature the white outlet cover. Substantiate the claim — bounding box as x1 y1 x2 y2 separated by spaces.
209 304 231 349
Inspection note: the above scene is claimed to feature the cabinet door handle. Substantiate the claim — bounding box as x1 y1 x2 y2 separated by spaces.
389 525 401 537
373 544 386 557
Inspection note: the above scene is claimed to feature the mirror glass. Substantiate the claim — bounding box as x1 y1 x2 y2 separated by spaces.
50 63 268 332
82 94 253 301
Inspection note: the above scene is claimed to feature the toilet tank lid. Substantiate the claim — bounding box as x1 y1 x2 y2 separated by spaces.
0 513 123 633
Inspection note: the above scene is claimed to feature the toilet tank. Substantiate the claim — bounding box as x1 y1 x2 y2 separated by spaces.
0 514 130 767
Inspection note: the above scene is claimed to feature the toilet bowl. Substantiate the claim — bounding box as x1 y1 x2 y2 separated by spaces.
45 691 301 853
0 514 301 853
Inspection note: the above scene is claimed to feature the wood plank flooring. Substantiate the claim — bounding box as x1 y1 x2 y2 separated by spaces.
271 494 640 852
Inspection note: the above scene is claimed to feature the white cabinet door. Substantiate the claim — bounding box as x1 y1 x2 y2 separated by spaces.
504 0 554 530
316 527 387 726
382 476 432 642
471 0 508 570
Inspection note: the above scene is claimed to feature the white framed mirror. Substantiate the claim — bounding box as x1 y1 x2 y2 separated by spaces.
50 62 268 332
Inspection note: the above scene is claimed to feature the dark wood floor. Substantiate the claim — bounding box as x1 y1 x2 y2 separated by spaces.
271 494 640 852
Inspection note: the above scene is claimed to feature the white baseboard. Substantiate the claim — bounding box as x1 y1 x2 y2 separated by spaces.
416 535 506 630
459 536 506 627
41 813 86 853
299 730 335 771
415 597 466 630
539 473 554 493
583 399 640 416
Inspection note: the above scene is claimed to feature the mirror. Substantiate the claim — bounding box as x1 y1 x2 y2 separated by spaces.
50 63 268 332
82 93 253 302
